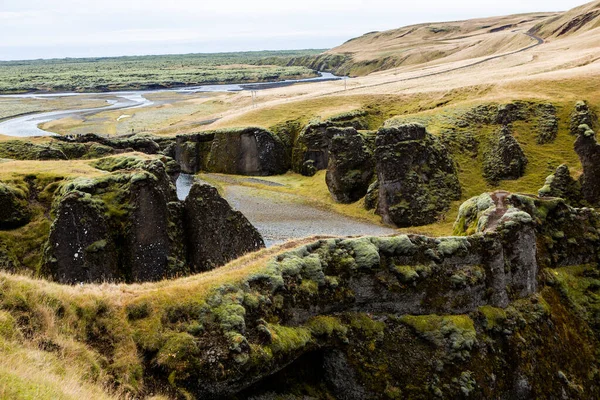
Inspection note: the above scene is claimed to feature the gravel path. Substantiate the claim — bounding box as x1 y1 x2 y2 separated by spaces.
178 174 396 247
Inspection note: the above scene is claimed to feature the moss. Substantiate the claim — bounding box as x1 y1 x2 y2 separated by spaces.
214 303 246 333
437 237 470 256
394 265 419 284
478 305 508 330
400 315 476 360
267 324 312 354
306 316 348 338
371 235 416 256
343 237 381 269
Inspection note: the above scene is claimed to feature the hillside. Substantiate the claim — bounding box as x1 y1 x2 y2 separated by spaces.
289 1 600 76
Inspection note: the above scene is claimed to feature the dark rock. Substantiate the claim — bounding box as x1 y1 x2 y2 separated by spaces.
538 164 583 206
184 183 264 272
206 128 287 176
174 133 214 174
292 112 369 176
325 128 374 203
375 123 461 227
124 162 184 282
364 181 379 211
574 124 600 206
44 191 120 283
570 100 598 135
495 102 527 125
43 159 188 283
483 126 528 183
0 182 31 230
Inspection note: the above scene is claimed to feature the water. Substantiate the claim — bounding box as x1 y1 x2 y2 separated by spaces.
0 72 342 137
176 173 195 201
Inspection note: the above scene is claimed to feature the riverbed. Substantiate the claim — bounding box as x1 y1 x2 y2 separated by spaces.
176 174 396 247
0 72 340 137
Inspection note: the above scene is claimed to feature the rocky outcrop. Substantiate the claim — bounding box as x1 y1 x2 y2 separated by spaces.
42 159 264 283
184 183 264 271
206 128 287 176
43 159 186 283
174 133 214 174
325 128 374 203
44 191 121 283
483 126 528 183
574 124 600 206
292 112 369 176
570 100 598 135
455 191 600 268
375 123 461 227
0 182 31 230
538 164 583 206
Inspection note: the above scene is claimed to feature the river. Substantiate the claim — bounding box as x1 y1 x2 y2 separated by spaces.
0 72 341 137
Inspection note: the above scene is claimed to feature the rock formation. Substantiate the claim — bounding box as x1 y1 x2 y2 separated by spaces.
184 183 264 272
42 157 264 283
570 100 598 135
538 164 583 206
574 124 600 206
483 126 528 183
173 132 214 174
292 111 369 176
375 123 461 227
206 127 287 176
325 127 374 203
0 182 31 230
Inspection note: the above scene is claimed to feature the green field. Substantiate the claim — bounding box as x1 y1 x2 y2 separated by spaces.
0 50 325 94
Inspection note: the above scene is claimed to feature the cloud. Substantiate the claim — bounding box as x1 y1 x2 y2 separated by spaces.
0 0 591 60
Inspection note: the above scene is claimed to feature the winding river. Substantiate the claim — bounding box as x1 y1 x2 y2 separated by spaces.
0 72 340 137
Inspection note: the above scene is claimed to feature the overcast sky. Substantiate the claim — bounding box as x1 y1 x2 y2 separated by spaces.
0 0 590 60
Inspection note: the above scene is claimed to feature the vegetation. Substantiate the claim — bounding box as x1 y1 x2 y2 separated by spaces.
0 50 325 94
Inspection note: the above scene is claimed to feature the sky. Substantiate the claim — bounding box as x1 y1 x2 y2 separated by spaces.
0 0 591 61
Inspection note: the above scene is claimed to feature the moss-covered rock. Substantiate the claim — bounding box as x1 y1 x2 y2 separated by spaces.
0 182 31 230
482 126 528 183
206 127 287 176
0 140 67 160
184 182 265 272
325 127 375 203
574 124 600 206
374 123 461 227
174 132 215 174
42 158 186 283
292 111 369 176
538 164 583 206
570 100 598 136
